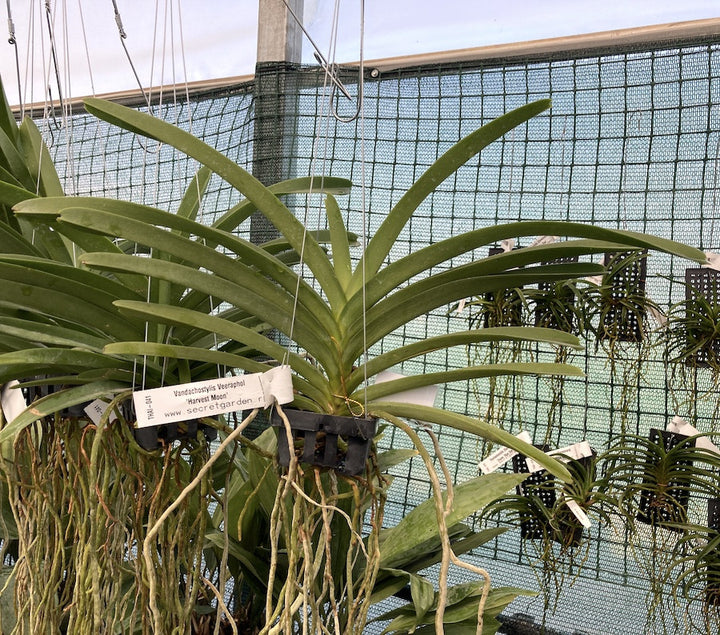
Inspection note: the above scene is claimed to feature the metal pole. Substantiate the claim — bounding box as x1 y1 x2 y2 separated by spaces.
251 0 304 244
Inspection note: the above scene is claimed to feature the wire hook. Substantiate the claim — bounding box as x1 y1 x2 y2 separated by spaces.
312 52 360 123
281 0 362 123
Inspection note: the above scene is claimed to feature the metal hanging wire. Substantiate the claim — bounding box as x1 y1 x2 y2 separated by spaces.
282 0 362 123
5 0 24 115
279 0 368 411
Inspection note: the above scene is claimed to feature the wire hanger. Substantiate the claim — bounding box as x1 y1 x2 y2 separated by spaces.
282 0 362 123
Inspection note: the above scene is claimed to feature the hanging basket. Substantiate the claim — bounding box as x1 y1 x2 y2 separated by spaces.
483 246 524 327
512 446 556 540
21 376 91 418
598 250 648 342
682 267 720 367
533 255 580 332
270 409 377 476
707 498 720 605
133 419 218 451
513 448 594 546
636 428 693 528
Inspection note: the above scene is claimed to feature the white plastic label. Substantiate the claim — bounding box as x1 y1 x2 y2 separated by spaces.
705 251 720 272
0 381 27 423
648 305 668 327
525 440 593 474
529 235 558 248
375 371 438 408
563 497 592 528
132 365 294 428
667 415 720 455
478 430 533 474
84 399 119 425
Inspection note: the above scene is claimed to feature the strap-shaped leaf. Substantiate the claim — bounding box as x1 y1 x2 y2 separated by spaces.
0 276 140 341
378 472 525 569
83 98 346 309
374 404 572 481
343 264 605 364
351 100 552 294
18 117 64 197
81 252 338 373
0 316 107 351
212 175 352 232
113 300 331 407
346 327 581 392
355 362 583 404
54 207 335 332
325 193 353 291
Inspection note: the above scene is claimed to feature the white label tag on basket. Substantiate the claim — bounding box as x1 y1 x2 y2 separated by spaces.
529 235 558 247
478 430 533 474
525 440 593 473
648 304 667 327
705 252 720 272
563 497 592 528
667 415 720 454
0 381 27 423
84 399 119 426
132 365 294 428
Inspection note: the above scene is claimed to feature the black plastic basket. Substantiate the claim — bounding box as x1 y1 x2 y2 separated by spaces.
598 250 648 342
483 246 524 327
512 446 556 540
683 267 720 367
707 498 720 605
636 428 693 528
270 409 377 476
133 419 218 451
533 255 580 332
513 447 595 546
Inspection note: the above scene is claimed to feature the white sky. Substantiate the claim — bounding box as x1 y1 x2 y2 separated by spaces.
1 0 718 107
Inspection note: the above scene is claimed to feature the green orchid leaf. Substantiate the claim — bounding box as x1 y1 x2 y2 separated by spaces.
356 362 582 404
348 328 581 388
353 100 552 293
375 404 572 481
83 97 347 308
81 251 338 370
378 472 525 569
18 117 64 197
212 175 352 232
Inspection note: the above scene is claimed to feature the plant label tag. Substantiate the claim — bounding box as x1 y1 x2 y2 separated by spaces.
0 381 27 423
455 298 467 314
585 274 603 285
478 430 532 474
500 239 515 252
132 365 294 428
84 399 119 426
529 235 558 247
648 304 667 327
563 497 592 528
525 440 593 473
705 252 720 272
667 415 720 455
374 371 438 407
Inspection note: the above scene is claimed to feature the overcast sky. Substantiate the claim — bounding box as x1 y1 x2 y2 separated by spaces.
1 1 718 107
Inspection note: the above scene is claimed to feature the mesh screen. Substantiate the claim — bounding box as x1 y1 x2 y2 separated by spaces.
38 37 720 634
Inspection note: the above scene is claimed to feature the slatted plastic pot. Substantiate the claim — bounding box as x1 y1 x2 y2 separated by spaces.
270 409 377 476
